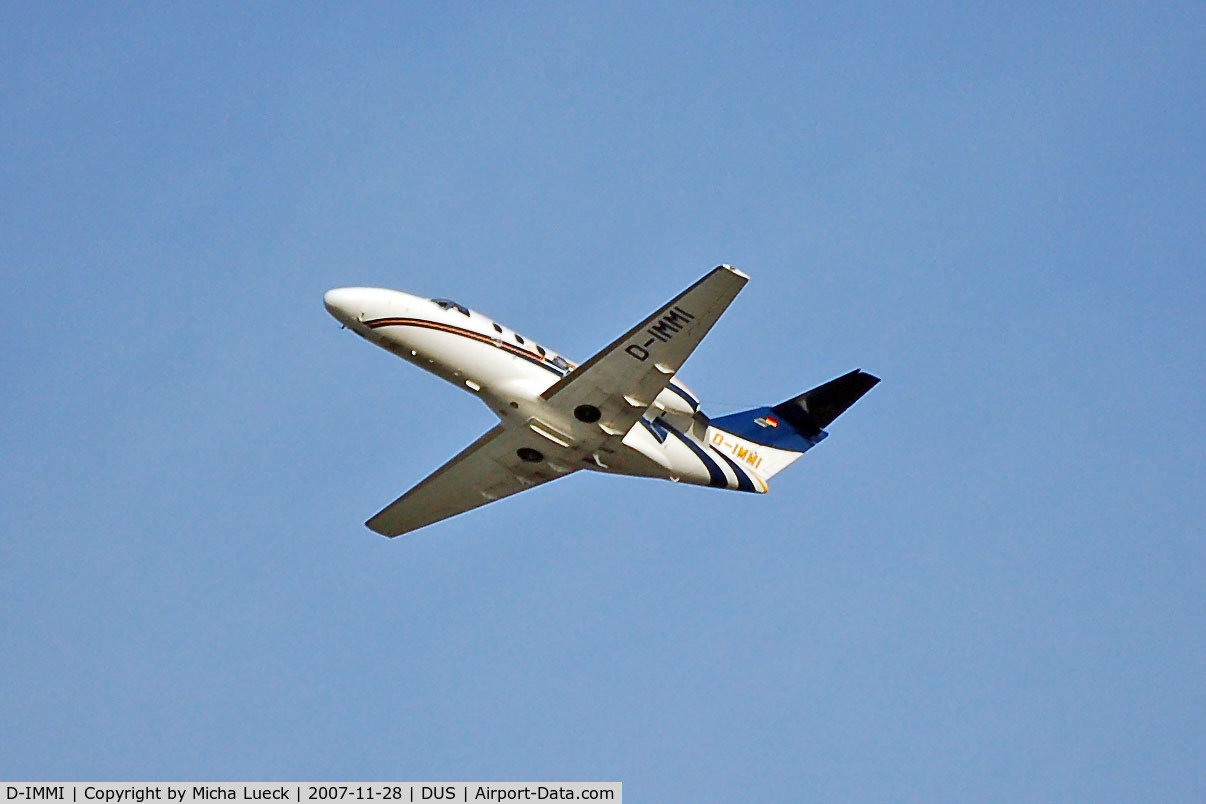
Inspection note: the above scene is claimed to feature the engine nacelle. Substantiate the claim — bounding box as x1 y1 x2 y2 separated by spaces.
653 376 700 418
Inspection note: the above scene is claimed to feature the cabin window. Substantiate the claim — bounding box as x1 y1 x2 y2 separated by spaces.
536 345 546 356
492 323 502 334
551 356 570 370
515 334 525 344
431 298 470 316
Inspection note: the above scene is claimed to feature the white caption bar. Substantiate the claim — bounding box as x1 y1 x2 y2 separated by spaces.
2 786 620 804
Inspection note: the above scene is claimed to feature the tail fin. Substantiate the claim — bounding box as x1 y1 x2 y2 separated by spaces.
708 369 879 482
771 369 881 436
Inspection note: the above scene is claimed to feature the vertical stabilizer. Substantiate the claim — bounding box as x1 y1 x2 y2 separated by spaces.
708 369 879 483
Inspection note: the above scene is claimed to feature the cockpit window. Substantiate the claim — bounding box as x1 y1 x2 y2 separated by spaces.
431 298 469 316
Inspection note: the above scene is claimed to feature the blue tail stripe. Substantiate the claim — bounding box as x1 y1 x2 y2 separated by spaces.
710 406 822 452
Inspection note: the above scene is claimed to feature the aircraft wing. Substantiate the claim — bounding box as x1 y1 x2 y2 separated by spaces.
366 425 579 537
542 265 748 437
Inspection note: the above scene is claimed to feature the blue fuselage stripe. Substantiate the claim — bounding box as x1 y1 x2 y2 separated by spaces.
639 418 669 444
714 451 757 493
668 427 727 488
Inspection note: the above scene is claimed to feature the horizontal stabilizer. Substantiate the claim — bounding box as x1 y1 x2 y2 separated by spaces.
772 369 880 437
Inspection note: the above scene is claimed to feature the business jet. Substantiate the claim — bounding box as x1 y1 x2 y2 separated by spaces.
325 265 878 537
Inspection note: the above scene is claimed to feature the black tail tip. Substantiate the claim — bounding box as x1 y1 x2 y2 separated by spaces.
772 369 879 436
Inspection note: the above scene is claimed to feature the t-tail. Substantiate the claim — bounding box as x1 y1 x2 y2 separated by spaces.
707 369 880 485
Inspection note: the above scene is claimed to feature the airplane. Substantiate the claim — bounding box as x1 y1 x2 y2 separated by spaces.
324 265 879 537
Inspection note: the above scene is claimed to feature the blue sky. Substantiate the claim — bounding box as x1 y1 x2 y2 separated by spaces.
2 2 1202 799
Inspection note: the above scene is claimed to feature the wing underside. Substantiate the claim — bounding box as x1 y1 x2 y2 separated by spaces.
541 265 748 438
365 425 578 537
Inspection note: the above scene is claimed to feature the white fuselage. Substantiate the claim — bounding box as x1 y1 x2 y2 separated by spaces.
324 287 767 492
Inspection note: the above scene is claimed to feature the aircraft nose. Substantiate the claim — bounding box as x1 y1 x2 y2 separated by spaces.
324 287 368 325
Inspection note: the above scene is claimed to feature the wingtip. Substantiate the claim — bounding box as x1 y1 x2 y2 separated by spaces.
717 264 750 280
365 518 400 538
